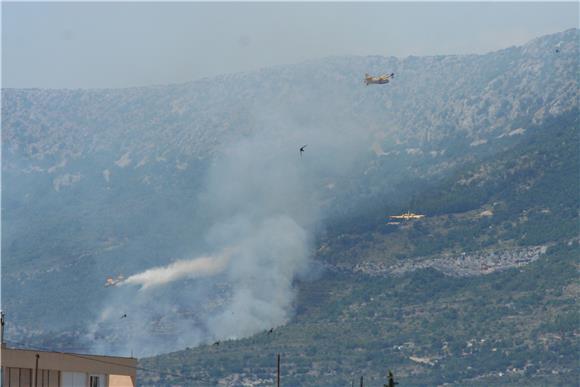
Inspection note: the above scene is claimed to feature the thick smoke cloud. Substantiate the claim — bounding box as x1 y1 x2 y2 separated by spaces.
121 252 230 290
88 99 371 356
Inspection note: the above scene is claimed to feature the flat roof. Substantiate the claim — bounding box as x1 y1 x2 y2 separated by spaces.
1 346 137 377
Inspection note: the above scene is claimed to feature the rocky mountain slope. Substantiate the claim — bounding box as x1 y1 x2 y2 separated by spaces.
3 28 577 168
1 29 578 384
138 109 579 386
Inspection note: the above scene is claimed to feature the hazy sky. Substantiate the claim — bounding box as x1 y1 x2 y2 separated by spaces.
2 2 578 89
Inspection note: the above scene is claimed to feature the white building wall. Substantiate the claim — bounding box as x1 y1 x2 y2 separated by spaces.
61 371 87 387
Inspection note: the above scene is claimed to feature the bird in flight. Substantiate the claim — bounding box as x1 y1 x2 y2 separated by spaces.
299 145 307 158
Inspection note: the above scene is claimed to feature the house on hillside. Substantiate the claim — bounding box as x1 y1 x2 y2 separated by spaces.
1 344 137 387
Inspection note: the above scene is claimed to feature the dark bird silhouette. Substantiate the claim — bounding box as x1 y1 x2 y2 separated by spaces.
299 145 307 158
384 370 398 387
267 328 274 335
120 314 127 319
213 341 220 346
555 48 561 53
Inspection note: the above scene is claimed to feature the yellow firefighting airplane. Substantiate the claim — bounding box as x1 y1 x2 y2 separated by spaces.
104 275 125 287
364 73 395 85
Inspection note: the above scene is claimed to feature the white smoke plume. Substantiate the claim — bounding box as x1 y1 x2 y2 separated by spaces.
121 251 230 290
89 95 372 356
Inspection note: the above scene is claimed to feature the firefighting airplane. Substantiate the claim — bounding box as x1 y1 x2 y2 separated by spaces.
104 275 125 287
364 73 395 85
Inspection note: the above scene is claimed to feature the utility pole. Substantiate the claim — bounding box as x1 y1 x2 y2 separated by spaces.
360 375 364 387
277 353 280 387
386 370 398 387
34 354 39 387
1 311 5 346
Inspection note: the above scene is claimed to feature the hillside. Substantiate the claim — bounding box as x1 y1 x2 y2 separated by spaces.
1 29 578 383
138 110 579 386
3 29 578 166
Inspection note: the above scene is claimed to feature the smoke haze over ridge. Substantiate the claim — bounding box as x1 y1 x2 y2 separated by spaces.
88 96 371 355
1 27 578 361
3 2 577 88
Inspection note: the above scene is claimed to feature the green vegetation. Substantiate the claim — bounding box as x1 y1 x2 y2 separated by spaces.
3 34 579 383
140 242 579 386
319 109 579 268
139 113 580 385
416 109 579 246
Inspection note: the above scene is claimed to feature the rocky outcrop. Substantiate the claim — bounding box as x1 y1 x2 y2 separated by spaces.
342 245 548 278
3 29 578 175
